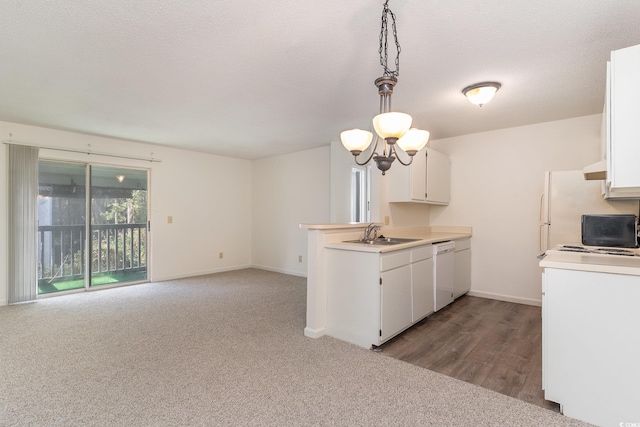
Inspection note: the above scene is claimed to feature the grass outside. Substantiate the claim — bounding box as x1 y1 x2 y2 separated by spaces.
38 271 147 295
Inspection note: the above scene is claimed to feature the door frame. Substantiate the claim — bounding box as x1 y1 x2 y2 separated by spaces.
36 158 151 297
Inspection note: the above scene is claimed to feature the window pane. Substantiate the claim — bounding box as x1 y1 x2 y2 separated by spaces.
37 161 87 294
90 166 148 286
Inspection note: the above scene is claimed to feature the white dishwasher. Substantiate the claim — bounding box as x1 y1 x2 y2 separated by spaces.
433 241 455 312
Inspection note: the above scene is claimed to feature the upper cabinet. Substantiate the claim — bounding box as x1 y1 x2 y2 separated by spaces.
387 147 451 205
605 44 640 199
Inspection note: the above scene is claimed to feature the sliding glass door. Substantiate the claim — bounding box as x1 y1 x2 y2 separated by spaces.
37 162 87 294
37 161 148 295
90 166 148 287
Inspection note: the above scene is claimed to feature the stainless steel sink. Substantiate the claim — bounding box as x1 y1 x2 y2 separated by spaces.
343 237 422 246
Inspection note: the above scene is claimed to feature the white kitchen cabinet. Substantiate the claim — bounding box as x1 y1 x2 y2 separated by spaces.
380 257 413 342
541 270 547 392
324 244 434 348
387 147 450 205
426 149 451 204
542 267 640 426
453 239 471 299
605 43 640 198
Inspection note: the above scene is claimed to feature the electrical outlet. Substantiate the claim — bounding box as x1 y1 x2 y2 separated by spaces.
298 255 303 263
219 252 223 259
167 216 173 224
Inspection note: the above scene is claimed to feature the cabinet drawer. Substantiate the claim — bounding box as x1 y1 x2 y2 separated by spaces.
455 239 470 251
380 249 411 272
411 245 433 262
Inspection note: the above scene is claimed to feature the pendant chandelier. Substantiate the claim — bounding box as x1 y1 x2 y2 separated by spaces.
340 0 429 175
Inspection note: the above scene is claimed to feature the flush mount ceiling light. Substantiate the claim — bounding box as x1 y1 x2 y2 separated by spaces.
340 0 430 175
462 82 501 107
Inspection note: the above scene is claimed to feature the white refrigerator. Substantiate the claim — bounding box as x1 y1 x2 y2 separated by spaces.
539 170 638 251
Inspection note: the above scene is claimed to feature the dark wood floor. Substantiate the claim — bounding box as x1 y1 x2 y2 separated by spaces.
379 295 560 412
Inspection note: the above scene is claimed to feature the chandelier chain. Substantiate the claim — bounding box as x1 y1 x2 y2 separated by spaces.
378 0 401 78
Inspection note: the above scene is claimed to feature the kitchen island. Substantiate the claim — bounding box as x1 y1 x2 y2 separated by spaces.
539 250 640 426
300 224 471 348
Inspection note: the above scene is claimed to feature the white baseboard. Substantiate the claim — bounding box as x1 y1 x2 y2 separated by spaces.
152 264 252 282
467 290 541 307
0 298 7 307
304 326 326 339
251 265 307 278
152 264 307 283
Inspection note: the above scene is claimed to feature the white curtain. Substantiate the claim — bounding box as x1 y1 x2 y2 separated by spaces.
8 144 39 303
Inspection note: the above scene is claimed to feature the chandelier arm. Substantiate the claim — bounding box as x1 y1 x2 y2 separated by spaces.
392 144 414 166
353 138 380 166
382 138 390 157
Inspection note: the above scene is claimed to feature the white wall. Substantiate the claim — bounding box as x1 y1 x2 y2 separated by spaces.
429 114 603 305
0 114 606 306
0 121 252 304
148 147 252 280
252 146 331 276
0 133 7 305
330 141 353 223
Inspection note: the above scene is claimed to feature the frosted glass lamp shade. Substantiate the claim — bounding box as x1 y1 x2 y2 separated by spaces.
462 82 501 106
372 112 412 140
340 129 373 154
397 128 430 155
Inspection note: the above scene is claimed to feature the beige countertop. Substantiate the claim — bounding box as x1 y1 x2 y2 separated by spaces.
324 231 471 253
299 223 380 230
540 249 640 276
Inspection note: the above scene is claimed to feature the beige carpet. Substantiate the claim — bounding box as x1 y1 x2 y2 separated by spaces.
0 269 588 426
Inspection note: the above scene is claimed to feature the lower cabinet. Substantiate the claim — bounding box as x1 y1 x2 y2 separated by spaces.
325 244 434 348
542 267 640 426
380 263 412 342
380 245 434 341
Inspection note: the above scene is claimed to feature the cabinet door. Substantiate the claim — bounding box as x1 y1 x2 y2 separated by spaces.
410 149 426 201
386 148 426 202
545 268 640 426
541 271 547 392
610 44 640 191
380 265 412 342
411 258 434 322
425 148 451 205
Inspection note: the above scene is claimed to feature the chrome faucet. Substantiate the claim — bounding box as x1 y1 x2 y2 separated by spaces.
363 223 380 242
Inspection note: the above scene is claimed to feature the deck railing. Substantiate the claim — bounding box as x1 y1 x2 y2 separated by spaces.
37 223 147 285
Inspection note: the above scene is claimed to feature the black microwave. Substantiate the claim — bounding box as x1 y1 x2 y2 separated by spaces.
581 214 638 248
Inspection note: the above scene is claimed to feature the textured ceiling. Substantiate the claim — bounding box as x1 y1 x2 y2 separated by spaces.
2 1 640 159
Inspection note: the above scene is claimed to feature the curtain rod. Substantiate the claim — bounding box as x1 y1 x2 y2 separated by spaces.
2 140 162 163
